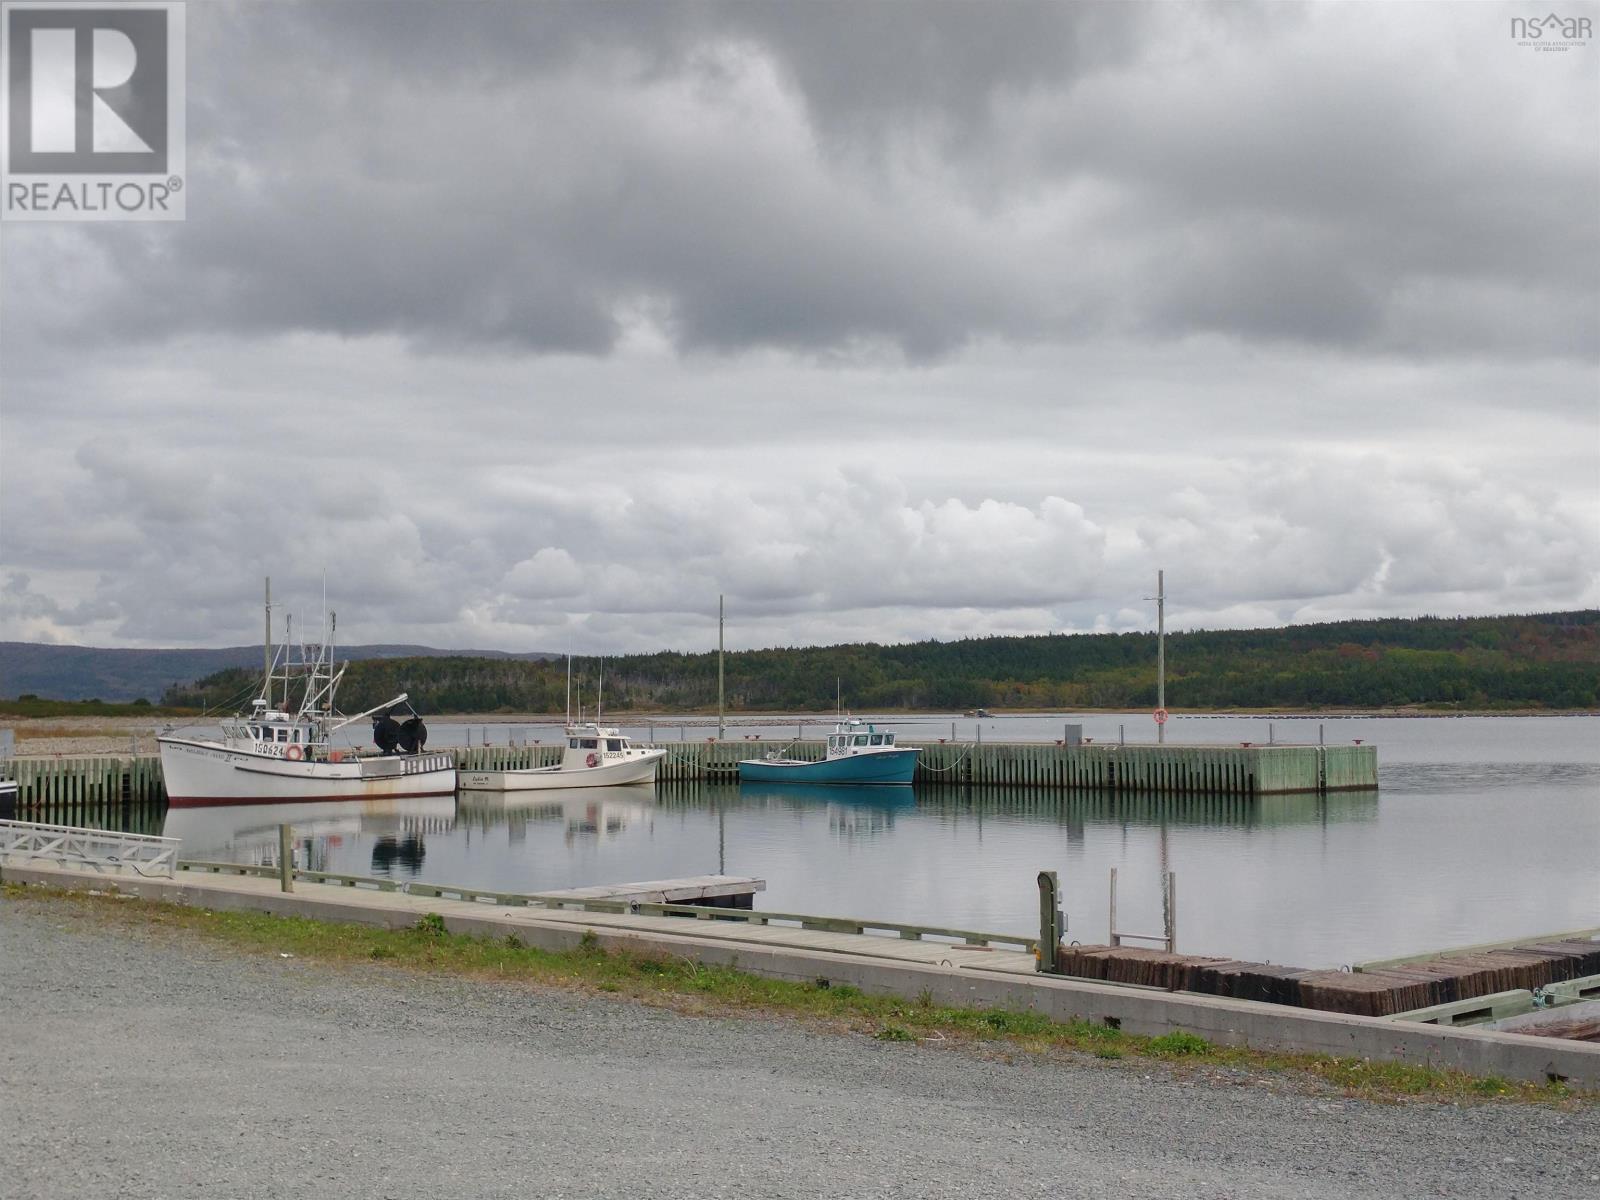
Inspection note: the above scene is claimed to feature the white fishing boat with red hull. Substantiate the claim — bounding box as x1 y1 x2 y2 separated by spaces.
157 580 456 807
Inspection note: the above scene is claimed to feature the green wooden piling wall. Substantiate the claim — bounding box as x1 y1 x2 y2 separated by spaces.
1 741 1376 819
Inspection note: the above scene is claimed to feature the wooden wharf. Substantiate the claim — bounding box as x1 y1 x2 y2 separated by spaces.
0 740 1377 819
1048 933 1600 1021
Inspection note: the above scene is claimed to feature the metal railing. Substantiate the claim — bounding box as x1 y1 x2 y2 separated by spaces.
0 819 180 879
172 860 1037 951
1109 867 1177 953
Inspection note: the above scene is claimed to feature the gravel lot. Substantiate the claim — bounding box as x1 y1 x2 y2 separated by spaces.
2 897 1596 1200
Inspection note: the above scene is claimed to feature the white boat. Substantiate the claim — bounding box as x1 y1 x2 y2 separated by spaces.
459 723 664 791
157 580 456 808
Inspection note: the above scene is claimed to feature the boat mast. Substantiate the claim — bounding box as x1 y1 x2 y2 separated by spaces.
565 655 572 725
717 594 725 740
263 576 272 708
597 658 604 723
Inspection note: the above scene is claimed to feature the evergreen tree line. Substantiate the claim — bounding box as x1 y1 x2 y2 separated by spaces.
162 610 1600 715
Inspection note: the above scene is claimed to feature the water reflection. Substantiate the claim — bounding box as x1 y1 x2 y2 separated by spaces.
147 759 1594 968
457 784 657 845
737 782 917 840
162 796 457 877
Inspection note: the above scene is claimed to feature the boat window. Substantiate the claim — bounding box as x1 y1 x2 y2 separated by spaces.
276 728 288 743
606 739 623 752
251 726 263 740
827 736 840 751
884 734 895 746
869 734 883 746
568 738 579 750
580 738 598 749
853 734 869 746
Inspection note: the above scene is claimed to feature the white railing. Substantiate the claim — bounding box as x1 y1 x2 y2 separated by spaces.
0 820 180 879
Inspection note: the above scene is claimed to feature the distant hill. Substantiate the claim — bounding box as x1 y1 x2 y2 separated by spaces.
0 642 559 702
163 610 1600 715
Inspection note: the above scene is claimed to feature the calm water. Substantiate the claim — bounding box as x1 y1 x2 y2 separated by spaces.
158 713 1599 969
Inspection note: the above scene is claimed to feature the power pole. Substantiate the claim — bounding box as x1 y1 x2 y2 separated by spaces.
717 594 726 740
1157 569 1166 745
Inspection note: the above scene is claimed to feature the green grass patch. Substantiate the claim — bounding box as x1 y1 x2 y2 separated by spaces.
5 883 1588 1107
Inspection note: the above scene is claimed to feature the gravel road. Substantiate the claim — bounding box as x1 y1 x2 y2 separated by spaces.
2 897 1596 1200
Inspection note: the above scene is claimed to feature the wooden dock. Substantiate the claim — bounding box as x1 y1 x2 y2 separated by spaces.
1049 934 1600 1019
457 739 1376 796
0 739 1377 820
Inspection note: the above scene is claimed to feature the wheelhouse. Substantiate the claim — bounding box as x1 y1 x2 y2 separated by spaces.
220 700 322 756
827 728 897 754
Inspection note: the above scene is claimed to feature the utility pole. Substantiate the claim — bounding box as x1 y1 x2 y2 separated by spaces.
1157 569 1166 745
717 594 726 740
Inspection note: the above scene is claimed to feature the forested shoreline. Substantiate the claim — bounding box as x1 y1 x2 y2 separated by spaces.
160 611 1600 715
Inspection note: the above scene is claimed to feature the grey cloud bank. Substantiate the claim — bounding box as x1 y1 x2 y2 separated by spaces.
0 2 1595 652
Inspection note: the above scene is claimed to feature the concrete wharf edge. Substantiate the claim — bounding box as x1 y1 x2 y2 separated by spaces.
6 863 1594 1088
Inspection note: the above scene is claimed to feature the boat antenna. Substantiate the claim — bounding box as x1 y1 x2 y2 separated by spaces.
836 675 841 719
565 654 572 726
597 657 604 723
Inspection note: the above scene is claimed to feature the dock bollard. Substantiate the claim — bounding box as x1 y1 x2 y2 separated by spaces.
278 824 293 893
1036 870 1063 974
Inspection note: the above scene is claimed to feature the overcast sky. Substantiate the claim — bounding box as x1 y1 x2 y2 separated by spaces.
1 1 1596 654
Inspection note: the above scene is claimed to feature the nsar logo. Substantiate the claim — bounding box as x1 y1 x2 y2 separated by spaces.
1510 12 1593 50
2 2 185 221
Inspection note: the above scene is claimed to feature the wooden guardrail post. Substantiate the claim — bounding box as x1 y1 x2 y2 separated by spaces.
278 824 293 893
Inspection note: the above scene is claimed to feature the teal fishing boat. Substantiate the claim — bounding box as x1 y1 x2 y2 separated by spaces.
737 720 919 786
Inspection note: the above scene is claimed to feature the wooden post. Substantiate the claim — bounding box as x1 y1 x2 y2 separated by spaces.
1156 569 1166 746
1166 871 1178 953
1108 867 1118 947
278 824 293 893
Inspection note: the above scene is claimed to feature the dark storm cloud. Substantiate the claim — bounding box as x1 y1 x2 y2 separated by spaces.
1 2 1595 652
7 1 1591 360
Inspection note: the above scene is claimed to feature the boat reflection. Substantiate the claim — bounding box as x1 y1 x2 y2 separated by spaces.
457 783 657 844
737 781 916 839
161 795 457 869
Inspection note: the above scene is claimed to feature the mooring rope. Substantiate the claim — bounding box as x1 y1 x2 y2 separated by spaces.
916 744 977 774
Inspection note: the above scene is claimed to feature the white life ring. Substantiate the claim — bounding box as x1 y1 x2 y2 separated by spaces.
585 752 599 768
286 744 303 761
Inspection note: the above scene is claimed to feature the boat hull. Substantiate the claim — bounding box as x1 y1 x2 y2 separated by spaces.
158 737 457 807
737 749 918 786
460 749 665 792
